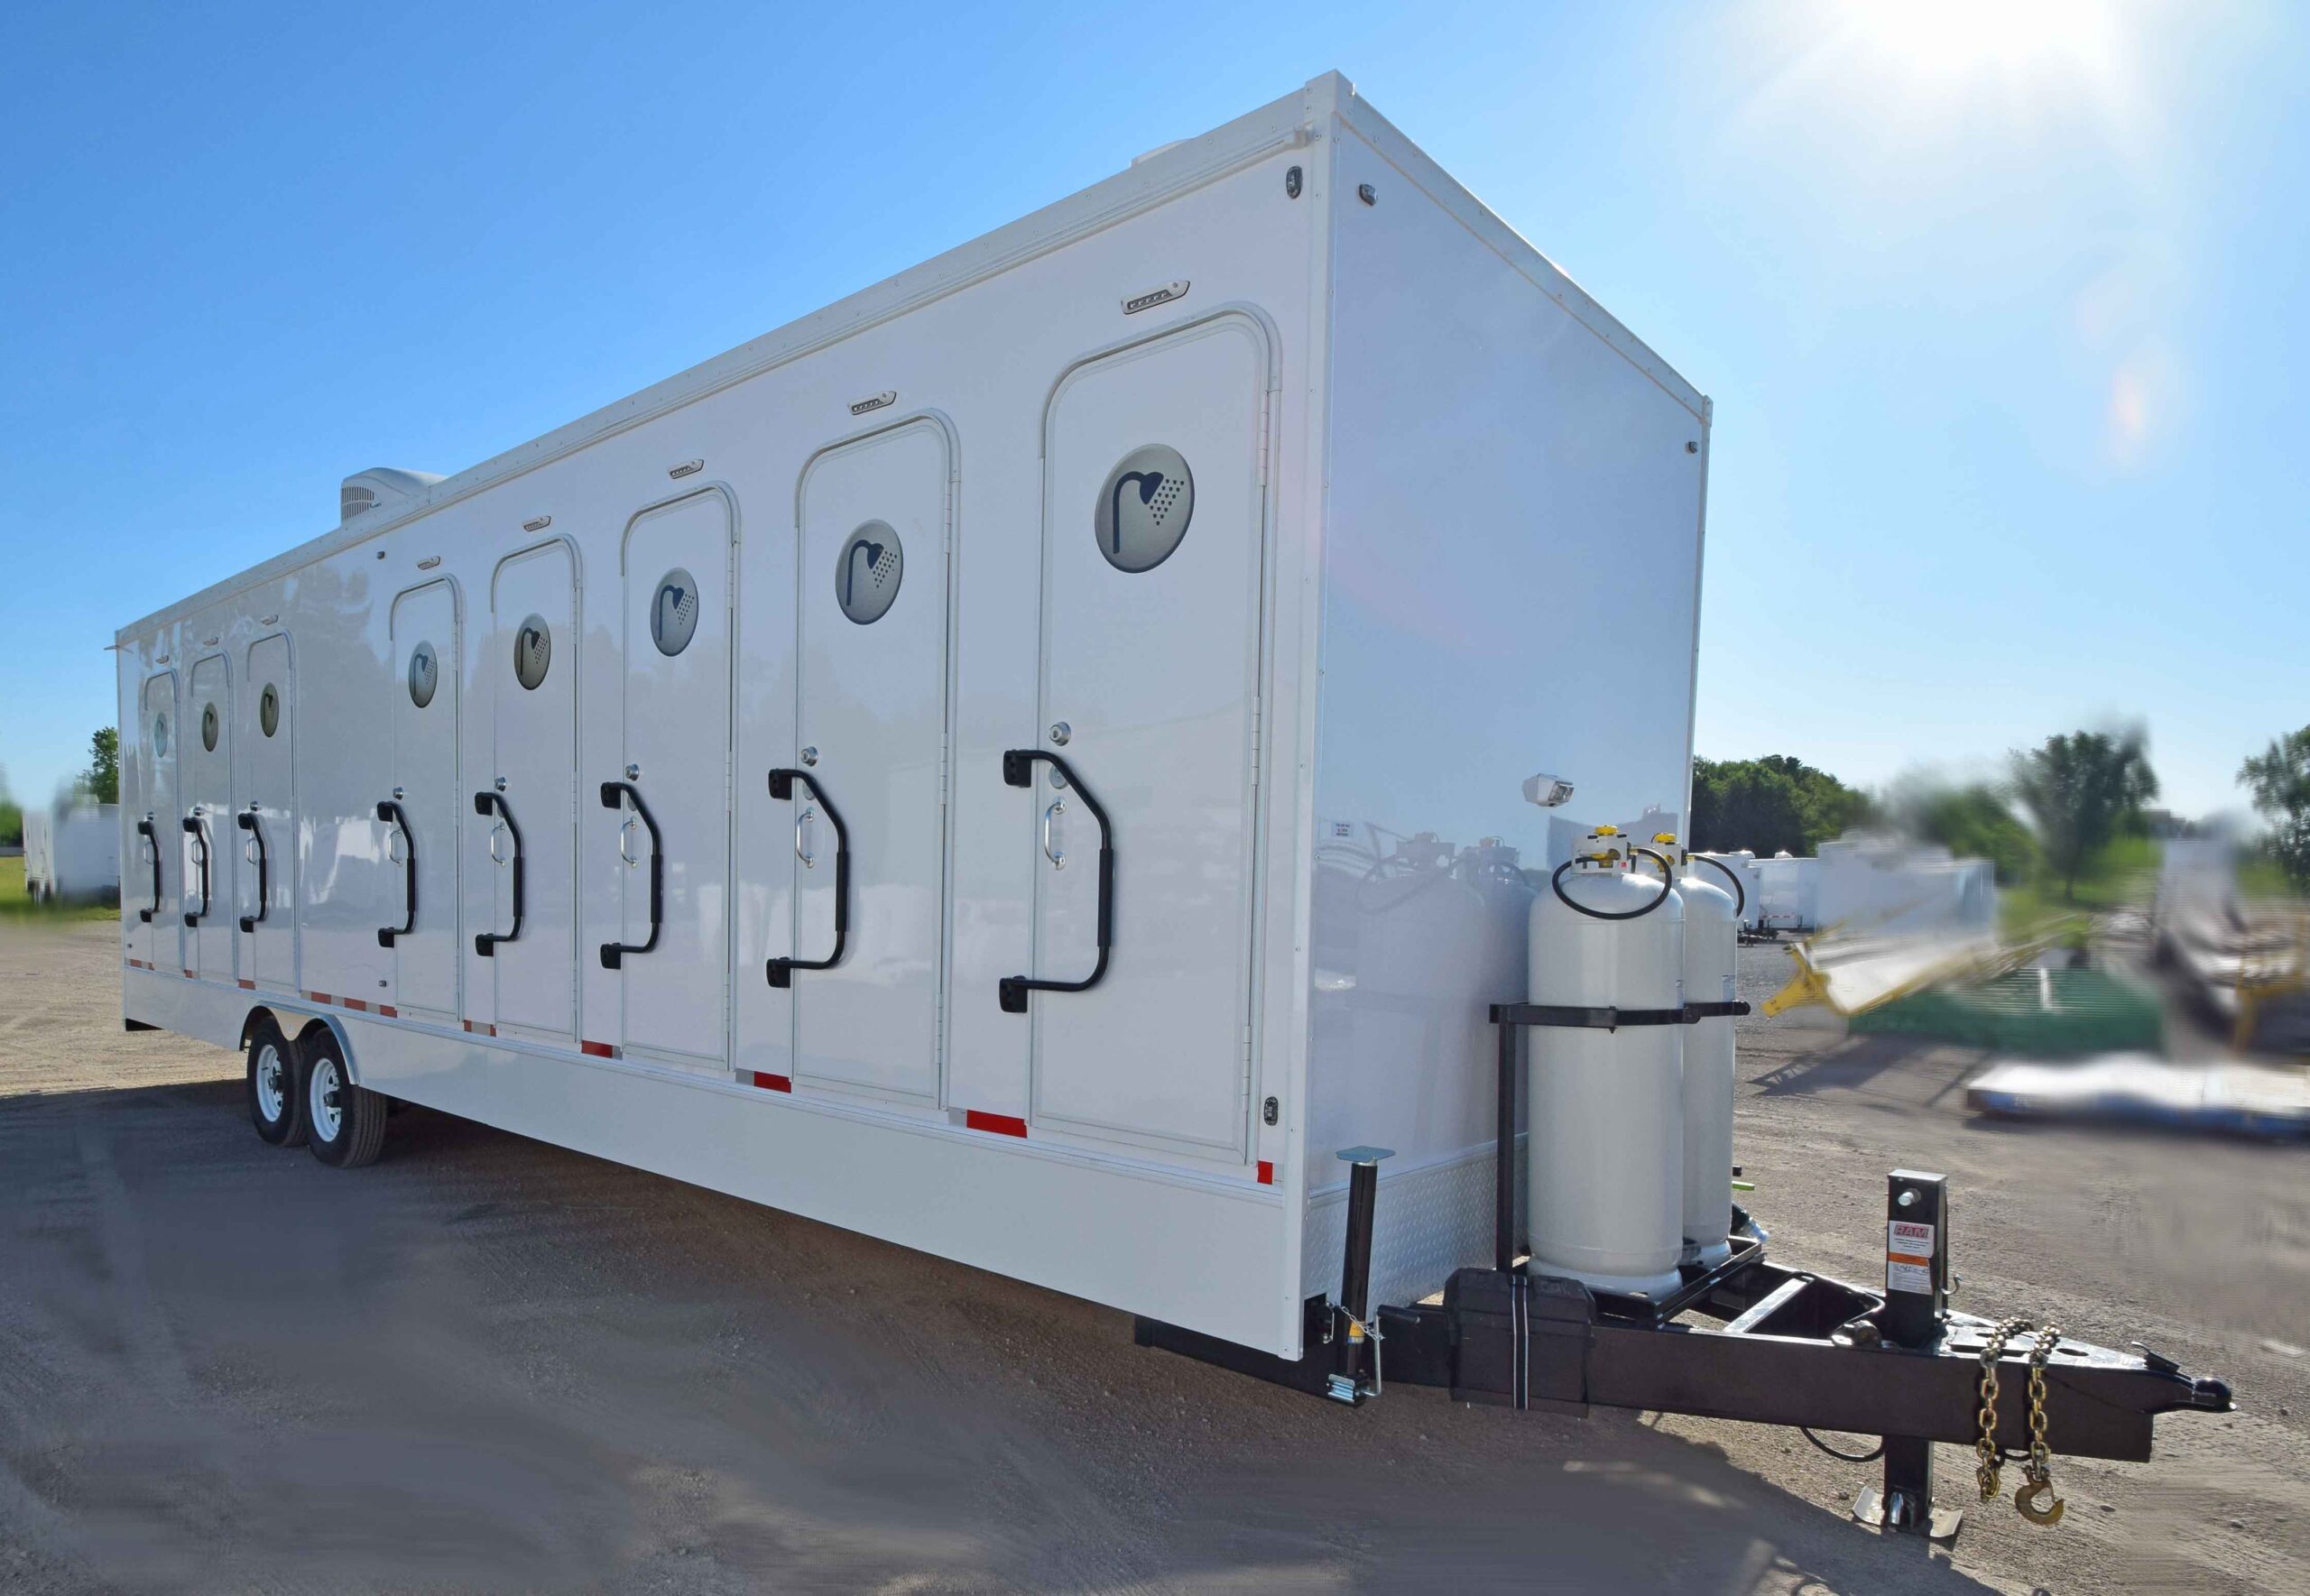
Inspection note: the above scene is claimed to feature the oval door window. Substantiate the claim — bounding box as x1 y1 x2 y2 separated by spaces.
1095 444 1194 573
408 641 439 708
152 712 170 758
651 567 699 656
513 614 552 690
200 703 219 752
259 685 281 738
835 521 902 625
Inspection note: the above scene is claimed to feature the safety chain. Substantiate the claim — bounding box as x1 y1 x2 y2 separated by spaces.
1974 1316 2027 1501
1974 1316 2065 1527
2016 1323 2067 1526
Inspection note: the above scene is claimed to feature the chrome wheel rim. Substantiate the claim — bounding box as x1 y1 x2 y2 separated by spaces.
254 1043 285 1121
309 1055 343 1142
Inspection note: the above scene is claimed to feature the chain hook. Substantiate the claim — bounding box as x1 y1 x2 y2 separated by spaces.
2015 1479 2066 1526
2015 1323 2066 1527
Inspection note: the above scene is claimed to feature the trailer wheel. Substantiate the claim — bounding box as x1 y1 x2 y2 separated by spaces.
300 1030 387 1168
245 1015 306 1148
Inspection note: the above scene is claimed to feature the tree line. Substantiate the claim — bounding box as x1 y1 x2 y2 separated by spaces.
1693 723 2310 901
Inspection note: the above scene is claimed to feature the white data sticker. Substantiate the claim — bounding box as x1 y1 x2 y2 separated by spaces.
1886 1219 1936 1294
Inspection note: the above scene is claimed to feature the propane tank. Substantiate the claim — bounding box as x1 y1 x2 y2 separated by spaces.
1658 836 1741 1268
1527 826 1685 1297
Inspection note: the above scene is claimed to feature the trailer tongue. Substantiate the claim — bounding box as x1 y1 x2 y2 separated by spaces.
1139 1006 2233 1542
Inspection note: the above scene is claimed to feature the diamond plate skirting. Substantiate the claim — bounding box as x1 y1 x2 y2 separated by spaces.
1300 1135 1527 1310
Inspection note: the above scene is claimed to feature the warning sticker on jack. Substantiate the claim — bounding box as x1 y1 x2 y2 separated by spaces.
1886 1219 1936 1294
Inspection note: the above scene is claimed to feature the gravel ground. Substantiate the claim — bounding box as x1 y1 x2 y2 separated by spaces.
1 918 2303 1593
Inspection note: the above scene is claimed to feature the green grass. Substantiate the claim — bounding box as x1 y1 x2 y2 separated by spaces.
1998 835 2161 948
0 853 121 922
2238 856 2302 901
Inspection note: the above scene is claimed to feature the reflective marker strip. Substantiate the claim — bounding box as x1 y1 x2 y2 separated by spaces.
580 1040 616 1058
965 1110 1028 1138
462 1019 495 1037
750 1071 791 1093
1257 1160 1274 1185
378 1005 397 1019
340 998 368 1012
237 979 254 990
181 969 196 978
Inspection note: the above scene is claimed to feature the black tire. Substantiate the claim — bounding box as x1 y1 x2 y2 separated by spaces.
245 1014 306 1148
299 1028 388 1168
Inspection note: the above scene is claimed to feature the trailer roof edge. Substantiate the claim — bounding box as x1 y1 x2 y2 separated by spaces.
116 78 1333 640
116 71 1709 638
1329 85 1708 421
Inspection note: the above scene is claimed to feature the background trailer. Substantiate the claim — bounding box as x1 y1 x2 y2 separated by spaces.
23 801 120 903
116 73 2223 1535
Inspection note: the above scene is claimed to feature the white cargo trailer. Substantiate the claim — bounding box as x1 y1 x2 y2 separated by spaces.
23 802 120 903
115 78 2228 1504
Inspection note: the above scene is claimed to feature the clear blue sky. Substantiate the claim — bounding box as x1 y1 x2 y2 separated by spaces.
3 1 2301 821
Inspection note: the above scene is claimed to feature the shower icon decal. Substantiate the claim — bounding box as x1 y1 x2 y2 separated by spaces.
651 568 700 657
407 641 439 708
1095 445 1194 573
513 613 553 690
836 521 903 625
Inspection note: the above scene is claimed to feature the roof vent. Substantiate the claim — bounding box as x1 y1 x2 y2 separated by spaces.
341 467 446 525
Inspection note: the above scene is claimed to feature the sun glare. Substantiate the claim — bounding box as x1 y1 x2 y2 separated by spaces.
1836 0 2124 82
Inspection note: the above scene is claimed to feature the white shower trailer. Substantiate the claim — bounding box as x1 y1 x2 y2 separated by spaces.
115 73 1707 1361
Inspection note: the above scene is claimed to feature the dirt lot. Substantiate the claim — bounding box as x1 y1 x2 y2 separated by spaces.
2 918 2303 1594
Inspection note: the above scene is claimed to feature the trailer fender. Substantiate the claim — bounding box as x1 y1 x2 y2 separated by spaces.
239 1005 360 1086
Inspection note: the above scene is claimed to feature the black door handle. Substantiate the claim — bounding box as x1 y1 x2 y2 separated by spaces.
135 817 162 923
473 791 524 956
236 810 267 933
597 781 663 969
375 800 415 947
765 768 848 987
1000 749 1113 1013
180 816 211 927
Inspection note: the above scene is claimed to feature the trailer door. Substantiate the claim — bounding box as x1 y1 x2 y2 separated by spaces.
1028 314 1270 1158
182 654 234 981
129 670 179 970
484 543 578 1042
388 582 461 1021
790 421 951 1103
615 494 733 1066
244 636 296 992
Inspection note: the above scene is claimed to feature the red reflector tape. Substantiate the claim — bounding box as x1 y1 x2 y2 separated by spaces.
236 979 255 990
181 969 196 979
378 1004 397 1018
750 1071 791 1093
341 998 368 1012
965 1109 1028 1138
461 1019 495 1037
580 1040 615 1058
1257 1160 1274 1185
307 992 330 1005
